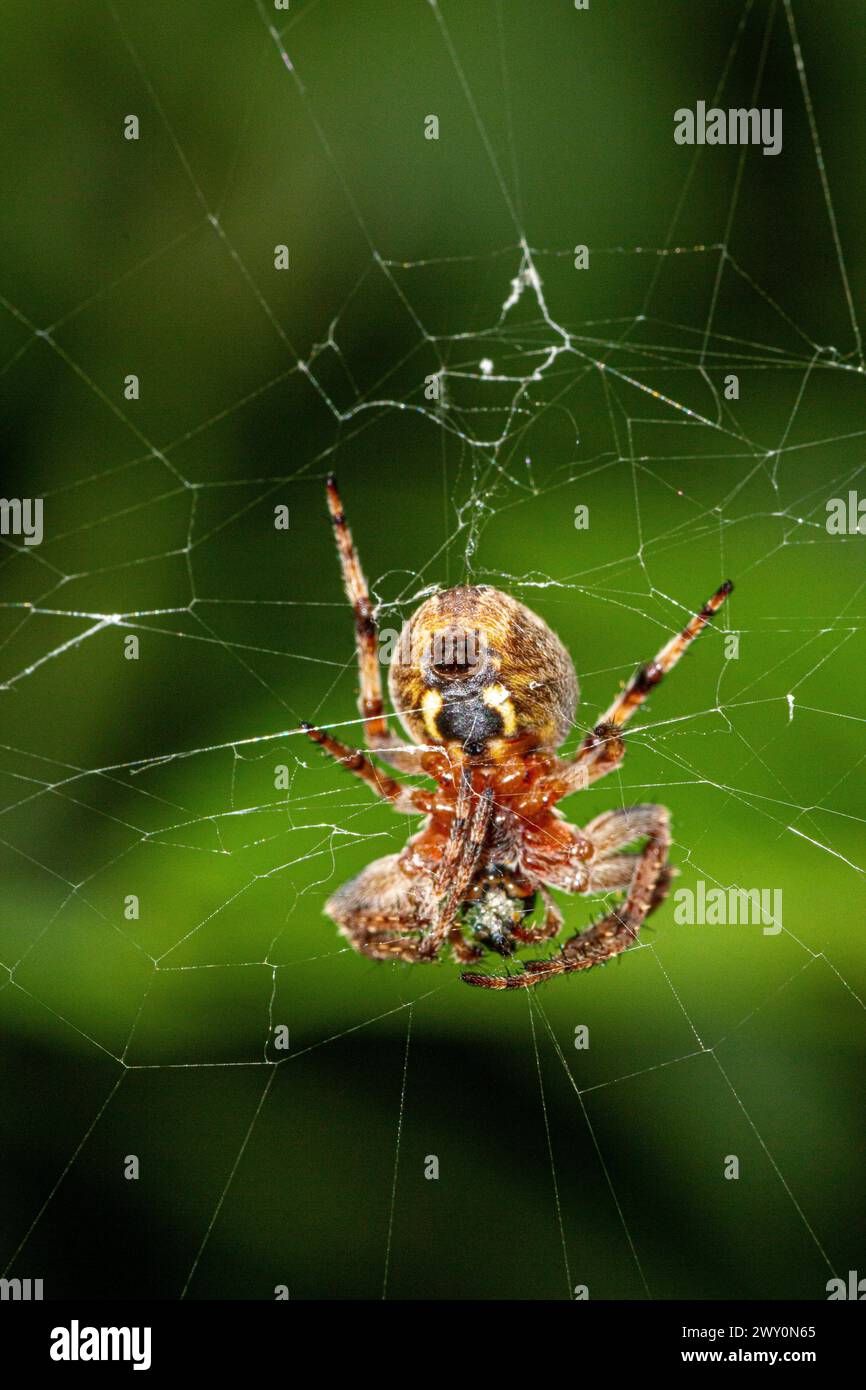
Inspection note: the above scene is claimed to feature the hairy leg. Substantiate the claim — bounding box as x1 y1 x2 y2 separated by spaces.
325 853 435 962
463 805 671 990
432 769 475 894
421 784 494 959
511 885 564 945
553 582 732 797
323 784 494 966
326 474 424 773
301 722 428 814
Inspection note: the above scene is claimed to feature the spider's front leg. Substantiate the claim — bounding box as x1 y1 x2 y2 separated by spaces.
462 805 671 990
323 774 494 966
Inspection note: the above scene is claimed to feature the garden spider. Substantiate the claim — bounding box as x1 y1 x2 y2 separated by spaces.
302 476 732 990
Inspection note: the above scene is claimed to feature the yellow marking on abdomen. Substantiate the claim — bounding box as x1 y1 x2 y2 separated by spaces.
483 683 517 736
421 688 444 740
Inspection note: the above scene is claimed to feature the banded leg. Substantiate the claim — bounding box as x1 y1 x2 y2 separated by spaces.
462 805 671 990
301 722 428 814
511 885 564 945
555 581 733 796
324 853 437 963
420 785 494 959
323 788 494 964
432 770 475 894
327 474 423 772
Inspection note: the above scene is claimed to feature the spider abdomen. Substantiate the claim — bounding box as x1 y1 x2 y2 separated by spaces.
389 584 578 760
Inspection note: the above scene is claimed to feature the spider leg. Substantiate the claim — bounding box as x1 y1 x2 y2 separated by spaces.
432 768 475 894
462 805 670 990
510 884 564 945
581 852 638 891
448 928 484 964
324 853 438 962
420 783 494 960
554 581 733 796
582 803 667 850
591 583 733 731
301 722 428 814
323 782 494 965
326 474 424 773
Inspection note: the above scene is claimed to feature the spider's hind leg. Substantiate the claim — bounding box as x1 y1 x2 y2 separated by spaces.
511 885 564 945
463 806 671 990
324 853 435 963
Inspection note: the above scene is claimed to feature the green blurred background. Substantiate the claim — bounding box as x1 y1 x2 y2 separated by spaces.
1 0 864 1300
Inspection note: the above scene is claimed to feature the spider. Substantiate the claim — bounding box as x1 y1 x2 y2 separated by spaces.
302 475 732 990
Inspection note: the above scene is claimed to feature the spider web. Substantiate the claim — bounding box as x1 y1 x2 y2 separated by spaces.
1 0 864 1300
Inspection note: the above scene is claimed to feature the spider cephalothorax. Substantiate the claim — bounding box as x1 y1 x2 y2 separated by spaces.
302 475 732 989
